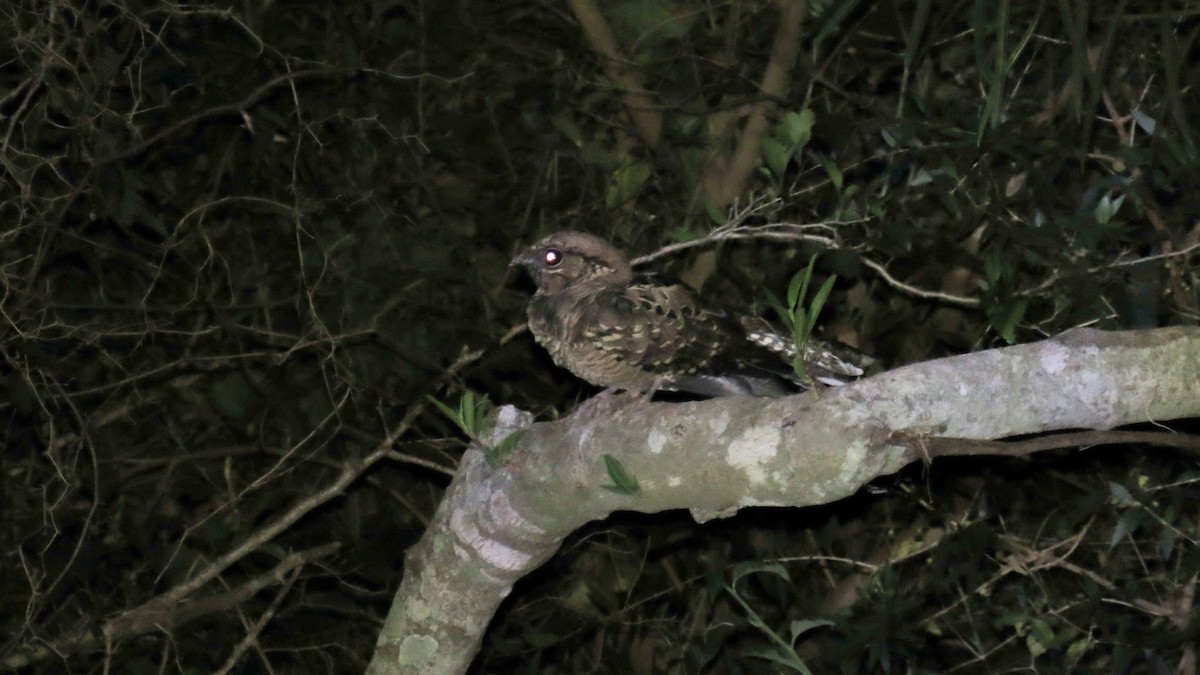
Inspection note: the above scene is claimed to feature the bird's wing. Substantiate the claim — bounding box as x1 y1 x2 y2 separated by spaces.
579 276 792 396
579 275 727 378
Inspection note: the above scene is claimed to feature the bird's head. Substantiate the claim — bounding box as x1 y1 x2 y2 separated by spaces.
510 231 633 294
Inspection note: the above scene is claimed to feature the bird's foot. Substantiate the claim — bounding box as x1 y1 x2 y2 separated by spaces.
575 387 631 418
575 382 663 418
637 377 669 405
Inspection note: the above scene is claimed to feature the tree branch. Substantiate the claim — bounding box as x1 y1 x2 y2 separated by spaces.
366 326 1200 673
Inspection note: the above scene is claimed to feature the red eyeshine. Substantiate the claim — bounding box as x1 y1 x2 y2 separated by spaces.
543 249 561 266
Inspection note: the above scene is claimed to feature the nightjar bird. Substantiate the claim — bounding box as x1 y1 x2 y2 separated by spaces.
510 231 870 397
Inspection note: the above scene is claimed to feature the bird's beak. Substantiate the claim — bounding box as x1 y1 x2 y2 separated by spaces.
507 248 540 291
508 248 537 271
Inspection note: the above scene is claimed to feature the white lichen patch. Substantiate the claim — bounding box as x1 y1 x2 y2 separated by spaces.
726 425 781 484
648 425 668 454
1038 341 1071 374
837 439 870 486
707 409 731 436
407 597 431 622
667 475 681 487
398 634 439 666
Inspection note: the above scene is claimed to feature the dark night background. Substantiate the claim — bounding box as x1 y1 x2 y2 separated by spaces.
1 0 1198 672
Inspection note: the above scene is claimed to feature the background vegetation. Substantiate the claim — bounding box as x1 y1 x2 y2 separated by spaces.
1 0 1197 671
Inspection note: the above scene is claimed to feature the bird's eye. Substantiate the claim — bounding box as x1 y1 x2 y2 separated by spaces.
542 248 563 267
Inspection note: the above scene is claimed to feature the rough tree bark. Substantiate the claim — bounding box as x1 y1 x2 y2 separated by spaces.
366 326 1200 674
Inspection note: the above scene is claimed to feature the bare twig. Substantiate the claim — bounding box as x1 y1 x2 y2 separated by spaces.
214 562 304 675
96 68 353 163
914 428 1200 459
858 256 981 308
630 221 844 266
630 220 982 309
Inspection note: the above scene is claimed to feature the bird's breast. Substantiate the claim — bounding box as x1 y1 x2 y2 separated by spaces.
525 289 658 390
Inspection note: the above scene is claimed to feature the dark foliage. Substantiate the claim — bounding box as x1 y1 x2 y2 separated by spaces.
0 0 1197 672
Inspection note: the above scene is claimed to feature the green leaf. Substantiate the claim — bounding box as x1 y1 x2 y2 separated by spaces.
605 162 652 207
489 429 525 464
804 275 837 336
770 255 837 382
813 0 864 49
788 261 815 311
1158 525 1176 560
427 391 490 437
704 195 727 225
731 561 791 585
1109 510 1141 548
459 390 486 435
1067 636 1095 660
741 645 812 673
908 168 933 186
602 454 640 495
426 395 461 428
817 154 844 191
780 109 815 148
790 619 836 643
580 141 618 169
762 137 790 178
1092 193 1125 225
1107 481 1134 506
724 564 815 674
610 0 693 44
983 251 1005 286
667 227 698 243
973 0 1010 139
991 298 1026 344
524 631 563 649
791 308 809 350
551 114 583 147
458 389 476 430
1027 617 1054 656
764 288 794 333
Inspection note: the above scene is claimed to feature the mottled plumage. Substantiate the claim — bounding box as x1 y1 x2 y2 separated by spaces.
511 231 867 397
